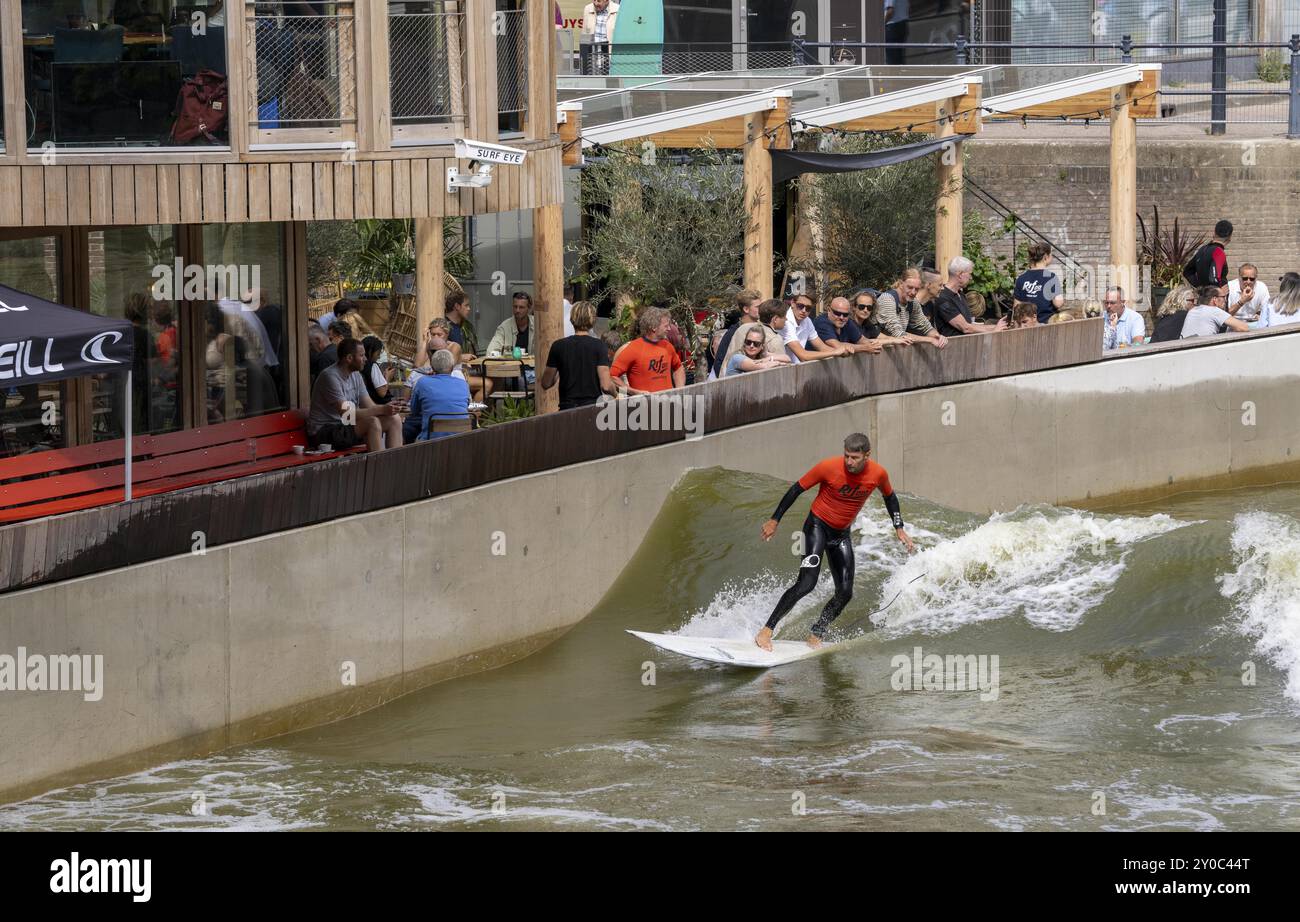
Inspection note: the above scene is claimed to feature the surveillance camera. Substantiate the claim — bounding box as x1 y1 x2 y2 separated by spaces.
448 138 528 192
453 138 527 166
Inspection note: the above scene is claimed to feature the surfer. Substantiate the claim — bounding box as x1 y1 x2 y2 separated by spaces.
756 433 915 651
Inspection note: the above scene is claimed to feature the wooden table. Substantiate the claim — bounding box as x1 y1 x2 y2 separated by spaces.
24 34 173 47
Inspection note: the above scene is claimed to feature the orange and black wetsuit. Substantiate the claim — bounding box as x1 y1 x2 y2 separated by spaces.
764 457 903 638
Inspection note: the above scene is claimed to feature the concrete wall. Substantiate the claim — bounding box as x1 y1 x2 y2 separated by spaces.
2 331 1298 801
966 139 1300 286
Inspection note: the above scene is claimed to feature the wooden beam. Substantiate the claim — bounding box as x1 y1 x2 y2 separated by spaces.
533 203 564 415
415 218 445 340
527 0 556 142
742 110 775 299
559 110 583 166
635 100 791 151
464 0 499 143
934 98 963 279
225 0 251 155
355 0 393 152
1 0 27 161
1131 68 1160 119
951 81 983 135
1109 85 1138 298
986 91 1113 120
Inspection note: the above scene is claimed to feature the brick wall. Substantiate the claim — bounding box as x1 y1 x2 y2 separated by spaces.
964 139 1300 287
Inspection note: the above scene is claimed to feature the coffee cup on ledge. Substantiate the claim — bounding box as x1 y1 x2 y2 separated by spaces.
292 445 305 456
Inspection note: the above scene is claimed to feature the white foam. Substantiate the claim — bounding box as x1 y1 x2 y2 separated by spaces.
672 505 1188 641
1219 511 1300 703
875 508 1190 635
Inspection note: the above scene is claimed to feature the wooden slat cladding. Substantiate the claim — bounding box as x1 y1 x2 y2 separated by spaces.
0 144 563 227
0 319 1105 595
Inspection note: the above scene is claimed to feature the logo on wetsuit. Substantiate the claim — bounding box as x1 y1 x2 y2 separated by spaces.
837 484 865 498
799 554 821 568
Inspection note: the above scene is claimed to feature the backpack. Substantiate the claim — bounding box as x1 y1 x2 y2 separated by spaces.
170 70 228 145
1182 241 1223 288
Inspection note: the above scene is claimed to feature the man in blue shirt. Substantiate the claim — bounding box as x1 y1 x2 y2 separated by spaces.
812 297 883 355
408 349 471 440
1101 286 1147 350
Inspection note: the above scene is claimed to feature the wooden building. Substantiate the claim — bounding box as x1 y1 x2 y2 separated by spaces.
0 0 565 461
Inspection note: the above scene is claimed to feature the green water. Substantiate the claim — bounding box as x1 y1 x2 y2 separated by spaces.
5 470 1300 831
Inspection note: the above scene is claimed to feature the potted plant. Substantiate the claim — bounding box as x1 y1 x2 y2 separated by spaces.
1138 205 1205 310
348 219 416 297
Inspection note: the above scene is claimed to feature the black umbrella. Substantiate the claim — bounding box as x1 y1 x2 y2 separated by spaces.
0 284 137 497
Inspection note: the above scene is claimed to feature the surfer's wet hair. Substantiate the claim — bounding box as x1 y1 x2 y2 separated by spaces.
844 433 870 454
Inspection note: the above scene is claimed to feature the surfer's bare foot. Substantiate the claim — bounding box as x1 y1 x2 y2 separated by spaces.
806 634 823 649
755 627 773 651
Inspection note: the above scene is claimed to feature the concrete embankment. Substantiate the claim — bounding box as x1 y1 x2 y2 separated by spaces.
2 331 1298 802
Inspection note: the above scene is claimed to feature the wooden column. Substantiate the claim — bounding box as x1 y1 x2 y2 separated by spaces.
742 111 775 299
224 0 251 154
934 97 964 279
527 0 557 141
1109 86 1138 299
1 0 27 159
534 203 564 415
465 0 499 143
355 0 392 152
415 218 445 336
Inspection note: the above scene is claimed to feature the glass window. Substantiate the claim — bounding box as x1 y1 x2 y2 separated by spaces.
390 2 465 133
201 223 289 424
0 237 67 457
497 0 528 134
251 1 354 134
23 0 229 149
88 226 183 441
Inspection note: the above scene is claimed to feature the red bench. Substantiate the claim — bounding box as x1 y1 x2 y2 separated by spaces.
0 411 365 524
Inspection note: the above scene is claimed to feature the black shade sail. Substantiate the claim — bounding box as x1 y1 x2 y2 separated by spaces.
771 136 962 185
0 284 134 385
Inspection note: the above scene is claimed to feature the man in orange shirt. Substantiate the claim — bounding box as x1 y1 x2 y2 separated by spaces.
756 433 914 650
610 306 685 394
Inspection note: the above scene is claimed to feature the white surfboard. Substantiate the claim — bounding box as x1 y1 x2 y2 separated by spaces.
627 630 833 668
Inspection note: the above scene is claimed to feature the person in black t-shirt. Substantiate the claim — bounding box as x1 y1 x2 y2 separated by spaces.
541 301 617 410
1013 242 1065 325
935 257 1005 337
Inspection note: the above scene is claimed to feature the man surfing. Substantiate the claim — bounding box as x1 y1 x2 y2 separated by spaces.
756 433 914 651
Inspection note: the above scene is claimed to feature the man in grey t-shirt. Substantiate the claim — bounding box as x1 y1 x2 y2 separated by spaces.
308 337 403 451
1180 286 1251 339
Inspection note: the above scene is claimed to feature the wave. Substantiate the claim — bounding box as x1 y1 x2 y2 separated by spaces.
665 476 1191 641
1220 511 1300 703
875 507 1192 635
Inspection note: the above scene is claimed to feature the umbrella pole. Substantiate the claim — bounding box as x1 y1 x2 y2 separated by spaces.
124 369 133 502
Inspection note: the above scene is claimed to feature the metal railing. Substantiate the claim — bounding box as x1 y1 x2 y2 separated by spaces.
793 36 1300 136
576 41 798 76
496 8 529 120
247 1 356 132
389 4 466 129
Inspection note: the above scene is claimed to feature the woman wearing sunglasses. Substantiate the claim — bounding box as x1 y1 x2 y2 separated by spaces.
725 326 792 376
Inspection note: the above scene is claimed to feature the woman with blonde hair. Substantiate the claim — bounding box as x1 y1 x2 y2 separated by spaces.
1157 284 1196 318
1150 284 1199 343
1257 273 1300 328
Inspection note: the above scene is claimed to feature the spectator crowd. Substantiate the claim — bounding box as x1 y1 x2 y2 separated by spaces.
300 216 1299 453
